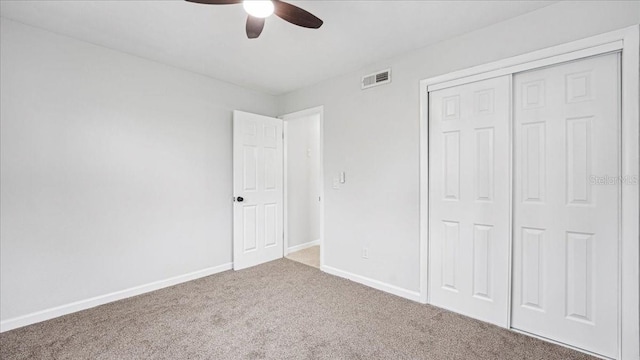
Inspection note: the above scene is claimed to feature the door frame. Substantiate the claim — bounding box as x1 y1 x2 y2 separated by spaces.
279 106 325 268
419 25 639 359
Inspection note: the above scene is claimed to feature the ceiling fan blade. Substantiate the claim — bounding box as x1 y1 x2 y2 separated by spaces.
246 15 265 39
185 0 242 4
273 0 323 29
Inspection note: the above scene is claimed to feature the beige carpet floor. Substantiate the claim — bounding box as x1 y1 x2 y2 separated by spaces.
286 245 320 268
0 259 593 360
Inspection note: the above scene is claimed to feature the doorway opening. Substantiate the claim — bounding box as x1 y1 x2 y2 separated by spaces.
281 107 324 269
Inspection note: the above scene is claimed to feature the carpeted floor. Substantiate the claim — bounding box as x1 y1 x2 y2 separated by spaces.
286 245 320 268
0 259 593 360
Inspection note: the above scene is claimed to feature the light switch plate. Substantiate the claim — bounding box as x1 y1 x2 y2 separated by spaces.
332 177 340 189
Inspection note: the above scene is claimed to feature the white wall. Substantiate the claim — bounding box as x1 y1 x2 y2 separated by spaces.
0 18 278 323
286 114 321 248
279 1 640 293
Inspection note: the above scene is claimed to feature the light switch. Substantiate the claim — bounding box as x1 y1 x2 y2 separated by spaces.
339 172 346 184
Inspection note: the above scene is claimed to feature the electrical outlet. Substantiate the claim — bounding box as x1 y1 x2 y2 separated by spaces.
362 247 369 259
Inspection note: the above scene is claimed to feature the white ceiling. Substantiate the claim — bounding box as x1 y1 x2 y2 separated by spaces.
0 0 556 95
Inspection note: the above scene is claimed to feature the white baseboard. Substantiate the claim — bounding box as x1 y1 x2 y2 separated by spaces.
287 239 320 254
0 262 233 333
321 265 421 302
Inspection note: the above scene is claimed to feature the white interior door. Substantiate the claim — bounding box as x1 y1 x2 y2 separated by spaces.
511 54 620 358
428 75 511 327
233 110 284 270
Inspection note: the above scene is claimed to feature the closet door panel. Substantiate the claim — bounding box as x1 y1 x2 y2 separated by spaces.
511 54 619 359
428 76 511 327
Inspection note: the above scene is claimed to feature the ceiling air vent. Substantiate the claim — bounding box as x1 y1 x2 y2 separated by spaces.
362 68 391 90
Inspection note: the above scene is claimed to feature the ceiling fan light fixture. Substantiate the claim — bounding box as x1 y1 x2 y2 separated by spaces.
243 0 274 18
185 0 322 39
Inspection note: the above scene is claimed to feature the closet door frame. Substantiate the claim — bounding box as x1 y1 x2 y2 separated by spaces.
419 25 639 360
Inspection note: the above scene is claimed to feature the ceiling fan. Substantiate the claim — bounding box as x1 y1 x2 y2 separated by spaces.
185 0 323 39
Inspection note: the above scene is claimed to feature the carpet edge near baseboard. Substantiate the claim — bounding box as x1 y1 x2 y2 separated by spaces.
321 265 422 303
0 262 233 333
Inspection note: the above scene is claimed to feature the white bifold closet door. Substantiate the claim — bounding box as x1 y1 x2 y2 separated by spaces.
428 76 511 327
511 54 620 358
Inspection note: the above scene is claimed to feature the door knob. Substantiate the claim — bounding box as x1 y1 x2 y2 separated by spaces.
236 196 244 202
